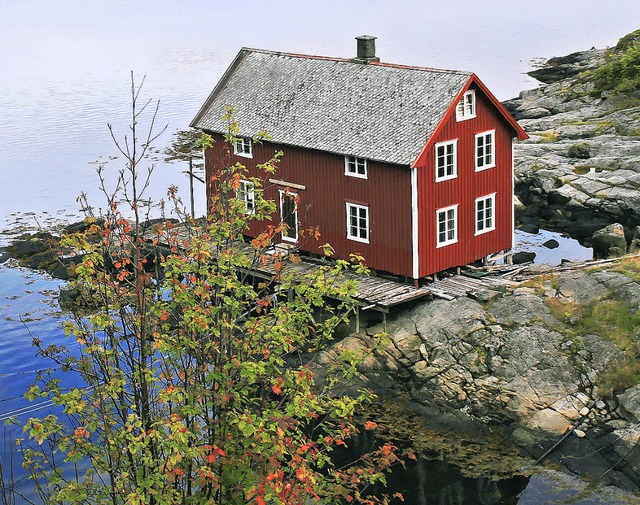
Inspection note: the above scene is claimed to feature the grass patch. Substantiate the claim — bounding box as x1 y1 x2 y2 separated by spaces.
536 130 560 142
545 297 582 324
520 274 559 294
573 298 640 393
576 300 640 350
609 256 640 282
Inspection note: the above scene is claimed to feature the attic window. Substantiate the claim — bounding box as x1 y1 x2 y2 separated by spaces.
345 156 367 179
234 137 252 158
456 90 476 121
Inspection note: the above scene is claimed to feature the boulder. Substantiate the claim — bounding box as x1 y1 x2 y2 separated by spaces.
617 385 640 424
567 142 591 159
512 251 536 264
592 223 627 258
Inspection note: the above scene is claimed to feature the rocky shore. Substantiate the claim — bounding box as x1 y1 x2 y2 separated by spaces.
504 31 640 258
323 259 640 492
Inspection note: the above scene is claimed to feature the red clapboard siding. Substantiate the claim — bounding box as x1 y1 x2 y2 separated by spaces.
204 136 414 278
415 84 514 277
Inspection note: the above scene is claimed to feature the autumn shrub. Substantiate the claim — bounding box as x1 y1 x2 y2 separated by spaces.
13 79 407 505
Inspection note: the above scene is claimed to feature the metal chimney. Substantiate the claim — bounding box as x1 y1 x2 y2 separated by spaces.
354 35 379 63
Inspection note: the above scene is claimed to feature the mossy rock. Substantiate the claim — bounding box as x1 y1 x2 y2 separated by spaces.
568 142 591 159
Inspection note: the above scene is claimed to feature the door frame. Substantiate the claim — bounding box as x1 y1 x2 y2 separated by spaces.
278 190 298 243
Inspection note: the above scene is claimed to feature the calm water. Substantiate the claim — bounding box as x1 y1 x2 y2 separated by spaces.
0 1 639 502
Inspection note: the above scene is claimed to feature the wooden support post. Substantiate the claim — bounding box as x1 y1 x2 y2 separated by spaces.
355 306 360 334
383 312 387 332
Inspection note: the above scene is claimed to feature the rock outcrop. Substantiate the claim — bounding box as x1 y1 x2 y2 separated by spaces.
322 261 640 491
504 37 640 247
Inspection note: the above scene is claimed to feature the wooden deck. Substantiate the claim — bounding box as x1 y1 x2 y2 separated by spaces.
143 224 516 312
429 272 514 299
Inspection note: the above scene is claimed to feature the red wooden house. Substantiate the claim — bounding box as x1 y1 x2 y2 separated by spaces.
191 36 528 280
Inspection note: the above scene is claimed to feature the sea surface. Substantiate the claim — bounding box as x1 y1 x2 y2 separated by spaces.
0 1 638 503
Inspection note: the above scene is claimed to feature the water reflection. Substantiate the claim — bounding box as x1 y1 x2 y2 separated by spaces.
385 456 528 505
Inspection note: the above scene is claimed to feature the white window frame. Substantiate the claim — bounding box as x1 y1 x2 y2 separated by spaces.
434 139 457 182
237 180 255 215
456 90 476 121
344 156 367 179
475 193 496 235
279 190 298 243
346 202 370 244
475 129 495 171
234 137 253 158
436 204 458 248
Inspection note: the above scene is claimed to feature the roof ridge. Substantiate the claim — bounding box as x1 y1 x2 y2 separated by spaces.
240 46 472 75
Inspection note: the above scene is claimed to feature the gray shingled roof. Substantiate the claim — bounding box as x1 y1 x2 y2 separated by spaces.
192 49 472 166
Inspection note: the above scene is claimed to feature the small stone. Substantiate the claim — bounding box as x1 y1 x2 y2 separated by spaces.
580 407 590 416
595 400 606 410
573 429 586 438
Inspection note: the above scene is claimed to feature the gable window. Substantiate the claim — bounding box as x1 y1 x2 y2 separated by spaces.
475 130 495 171
475 194 496 235
346 202 369 243
345 156 367 178
234 137 252 158
237 180 255 214
456 90 476 121
435 140 457 181
436 205 458 247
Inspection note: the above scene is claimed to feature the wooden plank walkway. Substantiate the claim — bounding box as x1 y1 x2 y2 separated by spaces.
143 224 518 311
429 272 514 299
142 225 432 312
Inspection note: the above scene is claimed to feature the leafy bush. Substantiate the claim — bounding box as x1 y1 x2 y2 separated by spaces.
593 40 640 95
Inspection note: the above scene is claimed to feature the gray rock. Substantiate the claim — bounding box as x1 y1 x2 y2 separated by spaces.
512 251 536 264
567 142 591 159
509 46 640 235
555 270 609 305
592 223 627 258
618 385 640 424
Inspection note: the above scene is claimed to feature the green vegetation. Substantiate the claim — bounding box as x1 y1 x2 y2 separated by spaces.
535 130 560 142
8 79 406 504
539 258 640 394
577 299 640 393
593 31 640 95
567 142 591 159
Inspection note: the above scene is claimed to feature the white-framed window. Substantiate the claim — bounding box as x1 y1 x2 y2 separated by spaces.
456 90 476 121
475 193 496 235
436 205 458 247
237 180 255 214
279 191 298 243
234 137 252 158
346 202 369 244
345 156 367 178
435 140 457 182
475 130 495 171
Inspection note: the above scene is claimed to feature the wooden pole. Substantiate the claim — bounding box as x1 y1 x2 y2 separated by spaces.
189 156 195 217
